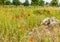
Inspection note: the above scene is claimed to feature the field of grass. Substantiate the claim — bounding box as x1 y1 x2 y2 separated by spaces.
0 6 60 42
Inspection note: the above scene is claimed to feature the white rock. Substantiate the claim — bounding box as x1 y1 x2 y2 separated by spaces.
50 17 60 25
41 17 50 25
41 17 60 26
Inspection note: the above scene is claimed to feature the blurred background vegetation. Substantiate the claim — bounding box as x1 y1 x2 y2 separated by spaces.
0 0 60 6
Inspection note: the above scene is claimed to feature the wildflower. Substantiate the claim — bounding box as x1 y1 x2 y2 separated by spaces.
38 10 40 14
16 16 19 19
18 25 22 31
29 37 33 42
47 10 50 14
28 13 30 16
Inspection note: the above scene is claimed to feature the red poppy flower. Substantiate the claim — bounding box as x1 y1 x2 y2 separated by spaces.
29 37 33 42
18 25 22 31
38 10 40 14
16 16 19 19
47 10 50 14
28 13 30 16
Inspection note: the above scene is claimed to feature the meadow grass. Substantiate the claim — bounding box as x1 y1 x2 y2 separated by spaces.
0 6 60 42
